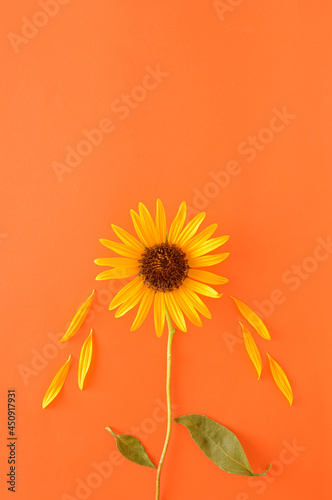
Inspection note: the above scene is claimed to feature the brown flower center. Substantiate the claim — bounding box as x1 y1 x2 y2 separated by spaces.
138 243 189 292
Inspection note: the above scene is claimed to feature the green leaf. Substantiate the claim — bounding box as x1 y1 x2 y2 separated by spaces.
174 414 270 476
105 427 156 468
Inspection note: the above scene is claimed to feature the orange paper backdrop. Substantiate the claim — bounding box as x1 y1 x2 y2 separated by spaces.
1 1 331 499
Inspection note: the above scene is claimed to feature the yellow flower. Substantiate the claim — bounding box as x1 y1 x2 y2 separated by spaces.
95 201 229 336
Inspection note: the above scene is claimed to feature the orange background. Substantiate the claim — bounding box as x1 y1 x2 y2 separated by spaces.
1 1 331 499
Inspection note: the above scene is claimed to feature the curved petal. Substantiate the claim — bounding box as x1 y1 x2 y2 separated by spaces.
164 292 187 331
94 257 138 267
115 285 147 318
155 199 166 243
168 201 186 244
240 323 262 379
130 210 150 247
231 296 271 340
188 253 229 268
172 289 202 327
184 278 222 298
188 236 229 259
109 277 144 310
177 212 206 247
96 266 138 280
179 285 211 319
99 239 142 259
42 355 71 409
154 292 166 337
111 225 144 251
182 223 218 252
78 330 94 390
59 290 95 342
139 203 159 246
267 353 293 405
130 287 154 331
188 269 228 285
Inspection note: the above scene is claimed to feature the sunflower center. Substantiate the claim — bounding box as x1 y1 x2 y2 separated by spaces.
138 243 189 292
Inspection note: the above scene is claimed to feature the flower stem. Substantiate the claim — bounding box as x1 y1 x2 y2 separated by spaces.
155 308 176 500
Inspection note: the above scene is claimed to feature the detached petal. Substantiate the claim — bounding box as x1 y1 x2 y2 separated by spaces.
42 355 71 408
240 322 262 379
231 296 271 340
267 353 293 406
78 330 93 390
59 290 95 342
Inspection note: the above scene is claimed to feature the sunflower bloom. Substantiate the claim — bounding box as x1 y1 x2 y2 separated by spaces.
95 201 229 336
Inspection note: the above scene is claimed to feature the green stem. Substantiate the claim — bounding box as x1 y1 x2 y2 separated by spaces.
155 308 176 500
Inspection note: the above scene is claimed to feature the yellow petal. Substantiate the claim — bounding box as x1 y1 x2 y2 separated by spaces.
115 285 147 317
179 286 211 319
177 212 206 247
267 353 293 405
78 330 93 390
130 209 151 247
139 203 159 246
99 239 142 259
183 223 218 252
59 290 95 342
164 292 187 331
188 269 228 285
189 236 229 259
231 296 271 340
111 225 144 251
188 253 229 268
130 287 154 331
109 277 143 310
168 201 186 244
239 322 262 379
94 257 138 267
155 199 167 243
42 355 71 408
184 278 222 298
154 292 166 337
96 266 138 280
172 289 202 327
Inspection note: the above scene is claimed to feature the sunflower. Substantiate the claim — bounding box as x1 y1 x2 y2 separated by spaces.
94 200 229 336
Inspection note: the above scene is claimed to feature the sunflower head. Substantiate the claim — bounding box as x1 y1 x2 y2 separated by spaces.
138 242 189 292
95 200 229 336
